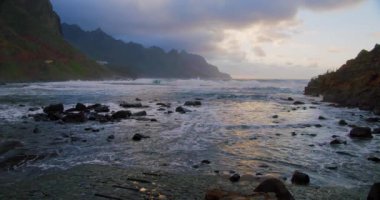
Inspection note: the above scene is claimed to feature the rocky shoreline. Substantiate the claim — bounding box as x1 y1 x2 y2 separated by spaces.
1 85 380 199
0 164 375 200
305 44 380 114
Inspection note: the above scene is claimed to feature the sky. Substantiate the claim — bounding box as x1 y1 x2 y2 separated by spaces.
51 0 380 79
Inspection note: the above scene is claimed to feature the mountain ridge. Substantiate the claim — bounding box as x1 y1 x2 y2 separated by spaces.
0 0 112 82
61 23 231 80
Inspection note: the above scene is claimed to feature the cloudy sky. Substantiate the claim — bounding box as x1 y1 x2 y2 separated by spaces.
51 0 380 79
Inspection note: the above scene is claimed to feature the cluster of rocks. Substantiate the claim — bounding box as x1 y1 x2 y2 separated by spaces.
30 99 203 124
30 102 156 124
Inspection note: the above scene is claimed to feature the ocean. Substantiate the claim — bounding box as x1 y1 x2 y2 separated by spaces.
0 79 379 188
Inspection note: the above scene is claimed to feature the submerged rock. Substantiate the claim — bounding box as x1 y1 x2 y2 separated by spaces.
368 183 380 200
349 127 373 139
373 128 380 134
291 171 310 185
254 178 295 200
366 117 380 123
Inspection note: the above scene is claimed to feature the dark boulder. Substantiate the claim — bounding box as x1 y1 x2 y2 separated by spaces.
229 173 240 182
349 127 373 139
120 102 142 108
175 106 191 114
293 101 305 105
339 120 348 126
368 183 380 200
87 104 109 113
132 111 147 117
43 103 64 114
373 128 380 134
75 103 87 111
254 178 295 200
272 115 279 119
318 116 327 120
201 160 211 164
112 110 131 119
291 170 310 185
184 101 202 106
132 133 150 141
62 112 87 123
47 112 64 121
368 156 380 163
287 97 294 101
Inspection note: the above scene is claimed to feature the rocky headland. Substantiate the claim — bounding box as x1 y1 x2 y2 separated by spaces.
305 44 380 114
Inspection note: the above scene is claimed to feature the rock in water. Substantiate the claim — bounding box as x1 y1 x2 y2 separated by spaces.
368 183 380 200
293 101 305 105
338 120 348 126
229 173 240 182
43 103 64 114
184 101 202 106
120 102 142 108
62 112 87 123
291 171 310 185
349 127 373 139
368 156 380 163
112 110 131 119
132 134 150 141
75 103 87 111
132 111 147 117
175 106 191 114
254 178 295 200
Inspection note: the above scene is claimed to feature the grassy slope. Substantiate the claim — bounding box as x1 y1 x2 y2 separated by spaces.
0 0 112 82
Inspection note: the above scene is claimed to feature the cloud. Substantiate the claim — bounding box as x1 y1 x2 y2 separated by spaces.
51 0 364 49
253 47 266 57
50 0 365 78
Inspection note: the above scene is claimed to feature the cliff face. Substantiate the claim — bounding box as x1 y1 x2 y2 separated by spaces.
62 24 231 80
0 0 111 82
305 44 380 111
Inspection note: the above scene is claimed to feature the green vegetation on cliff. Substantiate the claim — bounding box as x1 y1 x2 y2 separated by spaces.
61 24 231 80
0 0 112 82
305 44 380 111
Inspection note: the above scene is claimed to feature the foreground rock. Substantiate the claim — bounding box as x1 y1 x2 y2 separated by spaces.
291 171 310 185
304 44 380 111
62 112 87 123
349 127 373 139
120 102 143 108
368 183 380 200
254 178 295 200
